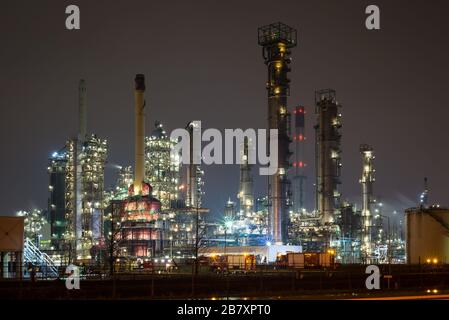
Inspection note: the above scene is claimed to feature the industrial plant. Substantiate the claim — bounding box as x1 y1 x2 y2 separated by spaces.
0 21 447 300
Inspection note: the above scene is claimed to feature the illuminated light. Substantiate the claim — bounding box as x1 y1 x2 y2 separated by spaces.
299 134 303 141
266 241 272 246
293 162 297 167
299 161 303 168
426 258 431 264
433 289 438 294
433 258 438 264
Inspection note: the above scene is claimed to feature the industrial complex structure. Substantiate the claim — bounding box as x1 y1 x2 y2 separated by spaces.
6 21 448 283
258 22 296 245
47 80 108 263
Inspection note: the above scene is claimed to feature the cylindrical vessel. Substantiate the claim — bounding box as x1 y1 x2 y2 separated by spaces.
134 74 146 195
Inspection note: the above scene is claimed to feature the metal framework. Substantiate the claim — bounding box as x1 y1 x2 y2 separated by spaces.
145 121 181 210
64 135 107 262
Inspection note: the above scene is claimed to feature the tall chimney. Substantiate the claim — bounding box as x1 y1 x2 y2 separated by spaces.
134 74 146 195
79 79 87 141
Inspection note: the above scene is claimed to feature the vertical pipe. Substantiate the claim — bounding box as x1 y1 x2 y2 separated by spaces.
360 144 374 263
78 79 87 141
134 74 146 195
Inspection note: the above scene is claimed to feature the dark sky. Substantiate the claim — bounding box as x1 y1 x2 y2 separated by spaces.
1 0 449 220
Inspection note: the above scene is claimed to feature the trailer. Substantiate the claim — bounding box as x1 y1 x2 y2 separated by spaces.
283 252 335 269
209 254 256 273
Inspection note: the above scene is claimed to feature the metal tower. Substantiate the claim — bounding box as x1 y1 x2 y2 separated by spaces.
258 22 297 244
291 106 306 213
360 144 375 263
315 89 342 225
238 137 254 218
419 177 429 208
186 121 204 209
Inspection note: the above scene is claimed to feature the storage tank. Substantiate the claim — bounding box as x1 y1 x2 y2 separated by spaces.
406 206 449 264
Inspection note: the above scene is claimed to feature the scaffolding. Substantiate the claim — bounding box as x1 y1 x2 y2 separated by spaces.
64 135 107 262
145 121 181 211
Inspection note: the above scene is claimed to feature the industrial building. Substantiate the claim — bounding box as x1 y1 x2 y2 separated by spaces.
47 80 108 262
113 75 168 259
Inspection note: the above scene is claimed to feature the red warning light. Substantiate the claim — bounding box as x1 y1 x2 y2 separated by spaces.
293 162 297 167
299 134 303 141
299 161 303 168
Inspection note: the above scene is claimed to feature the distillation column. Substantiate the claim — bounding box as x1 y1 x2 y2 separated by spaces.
292 106 306 213
258 22 297 244
76 80 86 258
238 137 254 218
315 89 342 225
360 144 375 263
186 121 202 208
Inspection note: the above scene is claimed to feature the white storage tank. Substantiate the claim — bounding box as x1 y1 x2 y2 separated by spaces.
406 206 449 264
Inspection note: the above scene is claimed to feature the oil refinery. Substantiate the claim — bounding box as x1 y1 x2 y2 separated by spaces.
0 19 448 301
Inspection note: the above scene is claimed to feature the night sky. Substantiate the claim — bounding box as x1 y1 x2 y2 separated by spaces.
1 0 449 221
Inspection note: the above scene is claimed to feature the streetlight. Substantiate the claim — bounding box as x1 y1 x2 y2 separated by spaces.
224 219 233 257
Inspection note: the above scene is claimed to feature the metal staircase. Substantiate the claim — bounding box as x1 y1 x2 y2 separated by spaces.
23 238 59 278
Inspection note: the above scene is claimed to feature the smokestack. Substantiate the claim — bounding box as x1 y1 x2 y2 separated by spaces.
79 79 87 140
134 74 146 195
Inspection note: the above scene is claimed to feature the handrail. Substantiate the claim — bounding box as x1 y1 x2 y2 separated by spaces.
23 238 59 278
